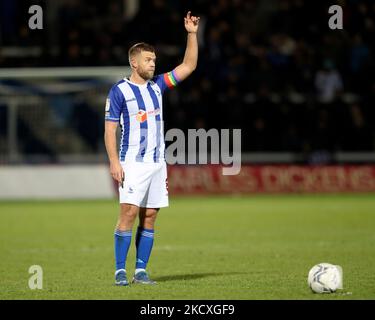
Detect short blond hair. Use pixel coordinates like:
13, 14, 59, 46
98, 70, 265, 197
128, 42, 155, 65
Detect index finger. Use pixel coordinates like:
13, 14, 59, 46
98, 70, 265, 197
186, 11, 191, 19
116, 173, 122, 183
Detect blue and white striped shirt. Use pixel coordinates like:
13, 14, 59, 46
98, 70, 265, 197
105, 71, 180, 163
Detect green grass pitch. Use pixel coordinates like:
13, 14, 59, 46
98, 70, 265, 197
0, 194, 375, 300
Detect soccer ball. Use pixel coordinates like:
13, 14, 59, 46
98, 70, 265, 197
307, 263, 343, 293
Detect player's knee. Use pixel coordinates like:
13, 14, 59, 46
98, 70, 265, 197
143, 209, 158, 227
146, 208, 159, 220
120, 205, 138, 220
123, 210, 138, 220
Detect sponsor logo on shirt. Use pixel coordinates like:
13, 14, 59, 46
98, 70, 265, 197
136, 110, 147, 123
134, 109, 161, 122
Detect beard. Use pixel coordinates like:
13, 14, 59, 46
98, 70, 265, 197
138, 67, 154, 80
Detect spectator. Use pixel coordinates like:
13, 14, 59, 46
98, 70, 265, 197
314, 59, 343, 103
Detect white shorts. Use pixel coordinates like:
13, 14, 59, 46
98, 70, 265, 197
119, 161, 169, 208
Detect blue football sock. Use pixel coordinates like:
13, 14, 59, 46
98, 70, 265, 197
114, 229, 132, 271
135, 227, 154, 270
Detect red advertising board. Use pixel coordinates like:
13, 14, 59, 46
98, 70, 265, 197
167, 165, 375, 194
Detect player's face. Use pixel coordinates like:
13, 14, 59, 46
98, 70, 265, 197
136, 51, 156, 80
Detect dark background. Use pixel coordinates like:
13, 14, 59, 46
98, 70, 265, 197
1, 0, 374, 163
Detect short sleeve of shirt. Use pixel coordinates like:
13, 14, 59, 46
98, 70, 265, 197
105, 85, 124, 122
154, 69, 181, 94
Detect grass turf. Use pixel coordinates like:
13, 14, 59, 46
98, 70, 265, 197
0, 194, 374, 300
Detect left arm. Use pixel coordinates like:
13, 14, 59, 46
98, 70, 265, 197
174, 11, 200, 82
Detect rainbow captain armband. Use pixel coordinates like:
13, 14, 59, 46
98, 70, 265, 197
163, 70, 180, 89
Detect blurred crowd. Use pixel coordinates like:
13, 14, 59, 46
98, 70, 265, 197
1, 0, 375, 155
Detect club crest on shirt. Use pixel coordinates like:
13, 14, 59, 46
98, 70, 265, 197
136, 110, 147, 123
